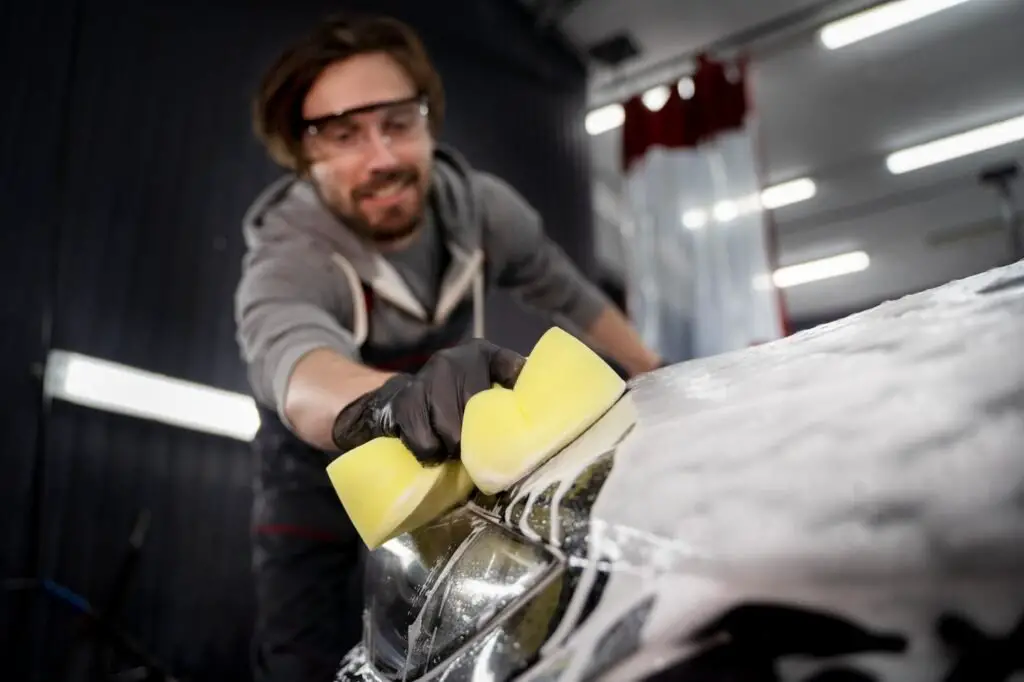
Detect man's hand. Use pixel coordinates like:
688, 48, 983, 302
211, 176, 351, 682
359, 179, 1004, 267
584, 306, 664, 377
331, 340, 526, 463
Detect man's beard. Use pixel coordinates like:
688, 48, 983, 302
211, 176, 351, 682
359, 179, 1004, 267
335, 167, 426, 245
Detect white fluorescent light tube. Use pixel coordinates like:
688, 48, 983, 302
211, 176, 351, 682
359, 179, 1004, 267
820, 0, 974, 50
713, 201, 740, 223
761, 177, 817, 209
773, 251, 870, 288
586, 104, 625, 135
44, 350, 261, 442
682, 209, 709, 230
682, 177, 818, 230
886, 114, 1024, 174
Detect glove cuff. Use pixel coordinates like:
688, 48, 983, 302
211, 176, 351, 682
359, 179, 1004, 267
331, 374, 411, 452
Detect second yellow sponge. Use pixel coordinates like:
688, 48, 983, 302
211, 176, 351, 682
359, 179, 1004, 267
460, 327, 626, 494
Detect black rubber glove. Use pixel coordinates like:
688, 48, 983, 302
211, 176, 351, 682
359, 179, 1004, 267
331, 339, 526, 464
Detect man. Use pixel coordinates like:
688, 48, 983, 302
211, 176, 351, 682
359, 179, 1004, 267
234, 11, 662, 682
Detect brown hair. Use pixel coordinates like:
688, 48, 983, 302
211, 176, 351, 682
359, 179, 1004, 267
253, 12, 445, 172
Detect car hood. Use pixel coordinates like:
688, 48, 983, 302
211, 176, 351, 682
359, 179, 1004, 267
340, 260, 1024, 682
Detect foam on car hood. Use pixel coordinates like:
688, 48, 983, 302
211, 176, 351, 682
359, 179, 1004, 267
542, 260, 1024, 682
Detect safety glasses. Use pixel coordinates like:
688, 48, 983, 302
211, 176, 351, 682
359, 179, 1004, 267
302, 95, 430, 161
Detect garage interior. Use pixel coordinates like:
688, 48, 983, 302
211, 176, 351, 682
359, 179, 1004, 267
2, 0, 1022, 679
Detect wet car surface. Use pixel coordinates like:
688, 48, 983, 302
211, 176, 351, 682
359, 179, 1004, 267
337, 261, 1024, 682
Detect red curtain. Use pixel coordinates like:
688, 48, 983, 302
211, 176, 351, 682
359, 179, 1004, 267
618, 52, 792, 338
622, 53, 751, 172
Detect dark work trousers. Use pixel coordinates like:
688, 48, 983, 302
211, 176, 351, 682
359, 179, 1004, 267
250, 405, 366, 682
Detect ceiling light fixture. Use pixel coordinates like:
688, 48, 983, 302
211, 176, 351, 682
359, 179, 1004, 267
713, 201, 740, 223
680, 178, 817, 230
820, 0, 975, 50
642, 86, 671, 112
677, 77, 696, 100
682, 210, 709, 230
761, 177, 817, 209
773, 251, 871, 288
886, 114, 1024, 174
585, 104, 625, 135
43, 350, 261, 442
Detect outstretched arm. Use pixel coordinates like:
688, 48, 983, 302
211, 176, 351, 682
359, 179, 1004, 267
477, 173, 662, 376
235, 239, 393, 451
284, 350, 394, 451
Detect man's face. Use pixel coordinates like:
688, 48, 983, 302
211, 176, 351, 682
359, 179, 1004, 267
301, 52, 434, 246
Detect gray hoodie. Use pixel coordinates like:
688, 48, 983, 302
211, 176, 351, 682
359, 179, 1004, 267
235, 146, 609, 426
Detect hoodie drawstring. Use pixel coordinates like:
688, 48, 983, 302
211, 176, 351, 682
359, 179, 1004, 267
331, 251, 485, 349
330, 253, 369, 347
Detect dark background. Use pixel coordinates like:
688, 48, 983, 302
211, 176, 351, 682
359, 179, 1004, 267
0, 0, 595, 679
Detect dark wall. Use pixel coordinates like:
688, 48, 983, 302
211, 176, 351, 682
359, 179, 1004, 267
0, 0, 593, 679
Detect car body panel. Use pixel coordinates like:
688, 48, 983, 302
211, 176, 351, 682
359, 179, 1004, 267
338, 261, 1024, 682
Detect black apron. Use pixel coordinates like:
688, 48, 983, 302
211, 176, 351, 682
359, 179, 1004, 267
249, 287, 479, 682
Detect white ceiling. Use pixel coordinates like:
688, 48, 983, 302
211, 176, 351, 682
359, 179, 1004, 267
538, 0, 1024, 320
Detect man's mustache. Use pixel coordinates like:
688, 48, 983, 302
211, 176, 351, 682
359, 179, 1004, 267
353, 167, 419, 199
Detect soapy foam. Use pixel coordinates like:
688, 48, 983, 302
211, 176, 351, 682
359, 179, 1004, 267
546, 262, 1024, 682
507, 396, 638, 548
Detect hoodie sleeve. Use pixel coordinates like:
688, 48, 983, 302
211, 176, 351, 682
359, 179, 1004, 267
234, 230, 360, 426
476, 172, 610, 331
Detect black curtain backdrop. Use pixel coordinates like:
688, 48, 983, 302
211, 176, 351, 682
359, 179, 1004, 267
0, 1, 594, 679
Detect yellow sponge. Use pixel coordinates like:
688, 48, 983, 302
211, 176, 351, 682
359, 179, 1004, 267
460, 327, 626, 494
325, 438, 474, 549
325, 326, 625, 548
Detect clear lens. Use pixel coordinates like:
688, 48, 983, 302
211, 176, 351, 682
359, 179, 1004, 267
305, 99, 428, 161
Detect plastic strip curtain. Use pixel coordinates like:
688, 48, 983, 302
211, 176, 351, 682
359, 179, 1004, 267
620, 55, 784, 363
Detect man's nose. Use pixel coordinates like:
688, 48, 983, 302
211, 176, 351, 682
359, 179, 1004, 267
364, 128, 398, 169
